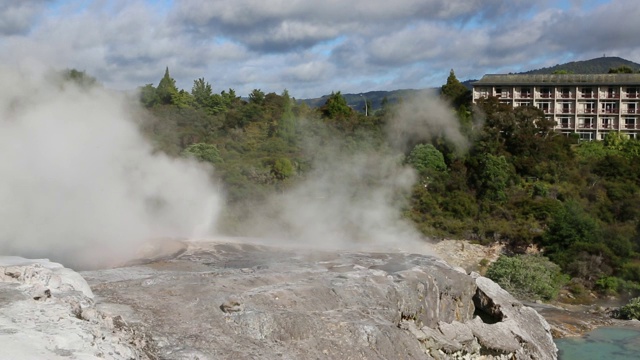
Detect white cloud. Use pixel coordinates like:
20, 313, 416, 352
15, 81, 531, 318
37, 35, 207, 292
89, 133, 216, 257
0, 0, 634, 98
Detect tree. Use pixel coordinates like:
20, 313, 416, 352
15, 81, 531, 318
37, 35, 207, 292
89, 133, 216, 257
441, 69, 470, 109
191, 78, 213, 109
139, 84, 158, 108
61, 69, 98, 88
182, 143, 223, 164
321, 91, 352, 119
609, 65, 634, 74
485, 254, 568, 301
406, 143, 447, 175
277, 89, 296, 144
157, 67, 179, 105
474, 153, 513, 202
249, 89, 265, 105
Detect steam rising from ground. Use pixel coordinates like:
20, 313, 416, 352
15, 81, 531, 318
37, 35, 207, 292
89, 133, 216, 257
237, 92, 467, 255
0, 66, 222, 269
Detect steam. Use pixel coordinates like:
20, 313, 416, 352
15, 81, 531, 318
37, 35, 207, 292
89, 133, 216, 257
0, 66, 222, 269
236, 92, 467, 255
387, 90, 469, 151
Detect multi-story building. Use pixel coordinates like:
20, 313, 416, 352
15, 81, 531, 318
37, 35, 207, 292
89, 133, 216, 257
472, 74, 640, 140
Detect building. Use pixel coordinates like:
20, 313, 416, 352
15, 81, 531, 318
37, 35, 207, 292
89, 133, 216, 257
472, 74, 640, 140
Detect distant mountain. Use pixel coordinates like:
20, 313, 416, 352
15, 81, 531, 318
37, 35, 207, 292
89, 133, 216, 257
298, 89, 435, 113
520, 56, 640, 75
299, 57, 640, 112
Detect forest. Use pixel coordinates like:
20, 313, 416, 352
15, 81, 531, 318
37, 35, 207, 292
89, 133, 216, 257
85, 67, 640, 301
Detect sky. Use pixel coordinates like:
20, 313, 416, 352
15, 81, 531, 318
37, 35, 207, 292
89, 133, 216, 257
0, 0, 636, 99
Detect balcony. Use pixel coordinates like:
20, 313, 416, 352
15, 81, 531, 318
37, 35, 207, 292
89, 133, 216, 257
560, 109, 574, 114
559, 93, 574, 99
601, 109, 620, 114
559, 124, 573, 129
625, 124, 640, 129
580, 93, 597, 99
624, 109, 636, 114
578, 124, 595, 129
603, 93, 620, 99
600, 124, 614, 129
579, 109, 597, 114
539, 93, 554, 99
626, 93, 638, 98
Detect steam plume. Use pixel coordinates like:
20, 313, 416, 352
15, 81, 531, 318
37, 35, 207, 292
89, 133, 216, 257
0, 66, 222, 269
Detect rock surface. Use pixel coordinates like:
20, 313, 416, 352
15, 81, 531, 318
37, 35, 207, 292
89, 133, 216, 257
0, 257, 153, 359
75, 240, 558, 359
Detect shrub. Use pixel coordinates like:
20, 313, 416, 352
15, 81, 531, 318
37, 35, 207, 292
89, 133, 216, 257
485, 254, 568, 301
619, 297, 640, 320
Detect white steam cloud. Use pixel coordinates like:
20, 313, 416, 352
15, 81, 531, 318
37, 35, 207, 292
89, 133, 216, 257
0, 66, 222, 269
235, 92, 466, 255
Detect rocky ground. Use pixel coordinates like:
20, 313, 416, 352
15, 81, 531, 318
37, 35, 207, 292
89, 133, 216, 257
2, 238, 557, 359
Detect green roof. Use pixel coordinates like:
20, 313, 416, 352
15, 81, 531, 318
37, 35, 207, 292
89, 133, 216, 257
473, 74, 640, 86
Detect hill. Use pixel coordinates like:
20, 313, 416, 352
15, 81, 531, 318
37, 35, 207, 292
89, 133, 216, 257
521, 56, 640, 74
300, 57, 640, 112
298, 88, 435, 113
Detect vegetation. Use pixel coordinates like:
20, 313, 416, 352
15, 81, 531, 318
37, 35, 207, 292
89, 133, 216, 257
522, 56, 640, 74
118, 65, 640, 301
485, 255, 568, 301
619, 297, 640, 320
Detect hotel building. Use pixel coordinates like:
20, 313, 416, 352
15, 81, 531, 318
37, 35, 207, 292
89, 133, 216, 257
472, 74, 640, 140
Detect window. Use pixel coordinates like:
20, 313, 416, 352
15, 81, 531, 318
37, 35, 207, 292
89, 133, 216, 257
577, 132, 594, 141
520, 87, 532, 98
628, 103, 636, 114
578, 117, 594, 129
608, 87, 618, 98
561, 87, 571, 98
583, 102, 595, 113
581, 87, 593, 98
602, 102, 618, 113
540, 87, 552, 98
561, 102, 572, 113
538, 102, 551, 113
601, 117, 613, 129
477, 88, 489, 98
625, 118, 636, 129
627, 87, 638, 98
559, 117, 571, 128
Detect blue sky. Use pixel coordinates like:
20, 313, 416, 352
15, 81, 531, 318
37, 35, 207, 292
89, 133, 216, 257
0, 0, 634, 98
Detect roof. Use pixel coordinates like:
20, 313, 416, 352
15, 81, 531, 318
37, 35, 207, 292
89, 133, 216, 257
472, 73, 640, 86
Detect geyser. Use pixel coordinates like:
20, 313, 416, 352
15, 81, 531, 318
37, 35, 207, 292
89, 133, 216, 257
0, 66, 222, 269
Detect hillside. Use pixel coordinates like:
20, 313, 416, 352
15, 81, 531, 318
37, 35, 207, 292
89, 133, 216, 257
521, 56, 640, 74
300, 57, 640, 112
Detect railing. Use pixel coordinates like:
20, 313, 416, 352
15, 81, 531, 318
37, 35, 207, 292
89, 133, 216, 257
519, 94, 532, 98
539, 93, 554, 99
625, 124, 640, 129
580, 94, 597, 99
624, 109, 636, 114
578, 124, 595, 129
600, 124, 614, 129
579, 109, 597, 114
603, 94, 620, 99
561, 109, 573, 113
496, 93, 511, 98
560, 93, 573, 98
626, 93, 638, 98
541, 109, 553, 114
602, 109, 620, 114
559, 124, 573, 129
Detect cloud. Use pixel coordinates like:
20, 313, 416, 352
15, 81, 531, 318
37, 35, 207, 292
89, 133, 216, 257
0, 65, 222, 269
0, 0, 633, 98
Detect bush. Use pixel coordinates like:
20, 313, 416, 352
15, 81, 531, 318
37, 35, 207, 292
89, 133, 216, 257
619, 297, 640, 320
485, 254, 568, 301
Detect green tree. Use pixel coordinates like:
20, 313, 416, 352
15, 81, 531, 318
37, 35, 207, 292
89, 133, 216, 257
182, 143, 223, 164
406, 143, 447, 175
249, 89, 266, 105
609, 65, 634, 74
191, 78, 213, 109
474, 153, 512, 202
441, 69, 470, 109
321, 91, 352, 119
61, 69, 98, 88
277, 89, 296, 144
139, 84, 158, 108
157, 67, 179, 105
485, 254, 568, 301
